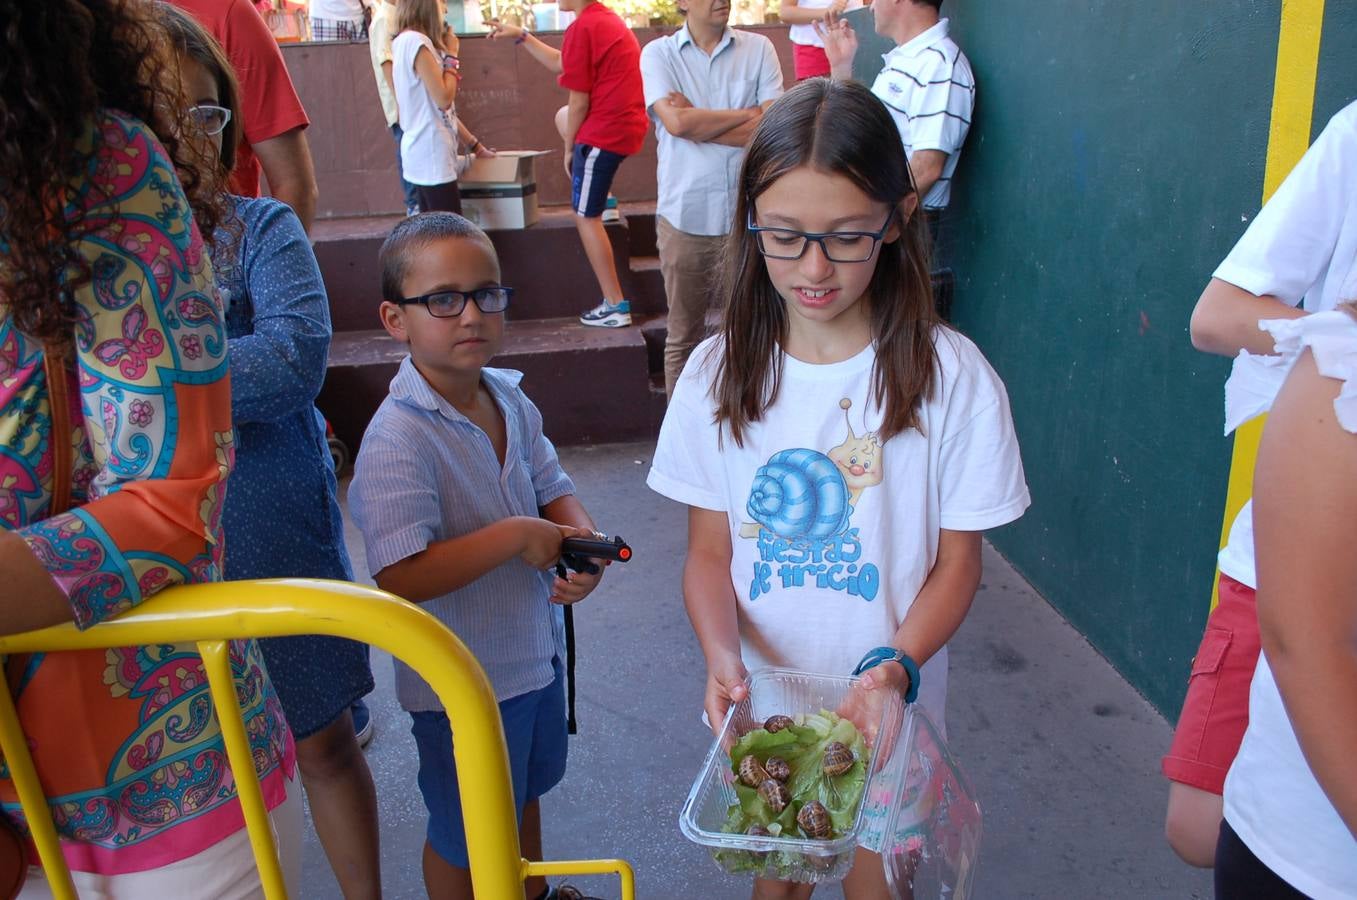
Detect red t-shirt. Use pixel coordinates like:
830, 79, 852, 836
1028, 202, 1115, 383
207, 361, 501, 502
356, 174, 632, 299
170, 0, 310, 196
558, 2, 647, 157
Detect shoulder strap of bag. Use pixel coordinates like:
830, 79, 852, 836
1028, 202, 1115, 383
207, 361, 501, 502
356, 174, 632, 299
42, 349, 73, 517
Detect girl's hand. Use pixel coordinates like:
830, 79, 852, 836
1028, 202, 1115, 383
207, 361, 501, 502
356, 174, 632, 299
837, 661, 909, 768
549, 561, 605, 605
705, 659, 749, 737
814, 12, 858, 70
487, 19, 523, 40
475, 142, 497, 159
443, 25, 460, 56
860, 658, 910, 694
828, 0, 848, 16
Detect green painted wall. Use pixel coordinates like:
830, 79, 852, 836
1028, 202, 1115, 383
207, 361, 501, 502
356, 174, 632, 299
851, 3, 1354, 715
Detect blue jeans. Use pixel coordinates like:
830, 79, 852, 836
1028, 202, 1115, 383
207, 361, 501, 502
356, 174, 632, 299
391, 123, 419, 212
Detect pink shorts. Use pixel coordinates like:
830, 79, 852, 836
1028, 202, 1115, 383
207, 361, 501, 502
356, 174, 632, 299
793, 44, 831, 80
1161, 573, 1262, 794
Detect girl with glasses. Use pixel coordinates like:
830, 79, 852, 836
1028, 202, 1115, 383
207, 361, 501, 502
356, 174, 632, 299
648, 78, 1030, 898
157, 7, 382, 898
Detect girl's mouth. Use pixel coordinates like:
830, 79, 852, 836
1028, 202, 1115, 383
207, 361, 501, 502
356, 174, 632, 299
794, 287, 838, 307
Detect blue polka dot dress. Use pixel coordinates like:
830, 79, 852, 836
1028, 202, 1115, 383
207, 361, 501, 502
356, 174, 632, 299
215, 196, 373, 740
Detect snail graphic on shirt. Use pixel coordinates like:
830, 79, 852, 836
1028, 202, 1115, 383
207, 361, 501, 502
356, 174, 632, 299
742, 399, 884, 541
744, 400, 885, 601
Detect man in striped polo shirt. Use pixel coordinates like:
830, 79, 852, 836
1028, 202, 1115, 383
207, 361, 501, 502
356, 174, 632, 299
821, 0, 974, 237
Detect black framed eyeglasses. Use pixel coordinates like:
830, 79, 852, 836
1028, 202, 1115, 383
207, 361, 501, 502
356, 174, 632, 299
188, 104, 232, 136
395, 286, 514, 318
747, 211, 895, 262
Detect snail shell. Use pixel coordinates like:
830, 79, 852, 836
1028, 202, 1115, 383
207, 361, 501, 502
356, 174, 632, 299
798, 800, 833, 839
822, 741, 855, 777
758, 779, 790, 813
745, 823, 771, 837
763, 714, 794, 733
764, 756, 791, 782
555, 888, 584, 900
738, 754, 770, 788
746, 449, 852, 540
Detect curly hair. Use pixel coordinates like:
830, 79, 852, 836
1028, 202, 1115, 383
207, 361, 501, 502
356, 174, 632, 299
0, 0, 229, 345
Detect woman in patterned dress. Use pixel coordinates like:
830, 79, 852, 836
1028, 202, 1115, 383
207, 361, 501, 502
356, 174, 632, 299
0, 0, 299, 895
158, 7, 382, 897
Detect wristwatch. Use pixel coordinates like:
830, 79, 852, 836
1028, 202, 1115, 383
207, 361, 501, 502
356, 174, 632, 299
851, 646, 920, 704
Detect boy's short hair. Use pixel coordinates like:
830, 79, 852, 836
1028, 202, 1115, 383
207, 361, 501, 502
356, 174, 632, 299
379, 212, 495, 302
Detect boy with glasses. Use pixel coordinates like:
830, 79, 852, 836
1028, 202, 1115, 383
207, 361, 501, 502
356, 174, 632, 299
349, 212, 608, 900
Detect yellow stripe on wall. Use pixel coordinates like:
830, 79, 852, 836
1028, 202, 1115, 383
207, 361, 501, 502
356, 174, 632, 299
1211, 0, 1326, 609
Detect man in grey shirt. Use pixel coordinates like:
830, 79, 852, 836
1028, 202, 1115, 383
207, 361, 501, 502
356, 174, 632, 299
640, 0, 784, 396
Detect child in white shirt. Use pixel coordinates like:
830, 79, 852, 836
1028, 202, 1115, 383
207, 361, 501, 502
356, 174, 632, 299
647, 78, 1028, 897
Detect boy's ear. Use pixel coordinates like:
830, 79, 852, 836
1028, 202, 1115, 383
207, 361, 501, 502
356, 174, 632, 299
379, 300, 410, 343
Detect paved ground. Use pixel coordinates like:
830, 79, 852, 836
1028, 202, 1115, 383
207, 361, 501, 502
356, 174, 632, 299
297, 441, 1211, 899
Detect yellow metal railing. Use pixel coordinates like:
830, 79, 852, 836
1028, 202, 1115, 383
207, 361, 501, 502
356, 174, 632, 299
0, 579, 635, 899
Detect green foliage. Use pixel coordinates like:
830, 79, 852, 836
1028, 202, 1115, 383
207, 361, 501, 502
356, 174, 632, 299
474, 0, 683, 30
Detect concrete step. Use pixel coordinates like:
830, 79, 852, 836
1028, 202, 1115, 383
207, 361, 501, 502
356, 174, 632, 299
622, 201, 658, 258
638, 314, 666, 379
319, 316, 662, 456
627, 254, 665, 330
312, 208, 662, 334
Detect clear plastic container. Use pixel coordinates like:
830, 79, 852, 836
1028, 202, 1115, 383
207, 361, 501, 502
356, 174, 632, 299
879, 708, 983, 899
679, 667, 905, 884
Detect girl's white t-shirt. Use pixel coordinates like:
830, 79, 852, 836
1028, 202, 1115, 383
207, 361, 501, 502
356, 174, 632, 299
1223, 311, 1357, 898
1213, 99, 1357, 589
787, 0, 865, 48
392, 30, 459, 186
647, 331, 1030, 728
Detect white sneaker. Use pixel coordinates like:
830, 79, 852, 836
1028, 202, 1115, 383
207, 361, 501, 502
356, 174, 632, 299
579, 299, 632, 328
601, 195, 620, 224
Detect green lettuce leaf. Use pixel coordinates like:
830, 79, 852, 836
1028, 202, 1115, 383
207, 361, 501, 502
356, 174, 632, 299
719, 710, 869, 843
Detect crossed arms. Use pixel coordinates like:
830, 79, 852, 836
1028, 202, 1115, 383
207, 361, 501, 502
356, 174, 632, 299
651, 93, 773, 147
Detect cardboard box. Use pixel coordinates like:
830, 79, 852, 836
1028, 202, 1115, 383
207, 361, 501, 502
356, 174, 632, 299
459, 150, 549, 229
459, 150, 550, 188
461, 183, 540, 230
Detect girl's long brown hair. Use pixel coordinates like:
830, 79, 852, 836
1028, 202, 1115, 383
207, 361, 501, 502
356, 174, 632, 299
711, 77, 940, 447
396, 0, 445, 42
0, 0, 228, 346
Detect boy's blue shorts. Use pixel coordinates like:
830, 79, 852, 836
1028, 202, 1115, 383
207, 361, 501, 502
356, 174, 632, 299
571, 143, 626, 217
409, 656, 568, 868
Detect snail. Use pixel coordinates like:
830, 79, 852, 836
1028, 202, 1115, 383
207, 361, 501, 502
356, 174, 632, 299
758, 778, 790, 813
764, 756, 791, 783
797, 800, 833, 839
555, 888, 584, 900
746, 449, 852, 541
822, 741, 855, 777
746, 823, 772, 861
763, 714, 794, 733
738, 754, 770, 788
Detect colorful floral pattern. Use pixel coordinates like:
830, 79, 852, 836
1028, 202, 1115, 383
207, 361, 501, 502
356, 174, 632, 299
0, 110, 295, 874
